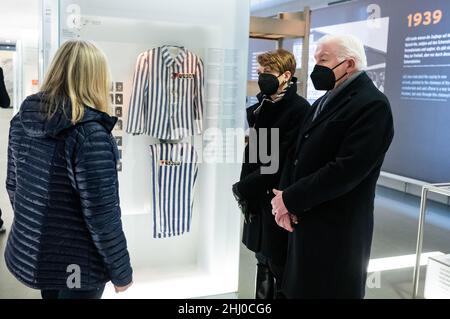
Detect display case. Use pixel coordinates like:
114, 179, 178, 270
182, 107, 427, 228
40, 0, 249, 298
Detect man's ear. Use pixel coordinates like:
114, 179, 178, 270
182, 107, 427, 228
347, 59, 357, 73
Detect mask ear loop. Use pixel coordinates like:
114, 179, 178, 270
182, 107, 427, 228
335, 72, 347, 83
332, 59, 347, 70
333, 60, 349, 83
278, 72, 289, 86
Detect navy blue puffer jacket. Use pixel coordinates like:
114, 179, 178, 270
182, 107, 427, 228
5, 93, 132, 290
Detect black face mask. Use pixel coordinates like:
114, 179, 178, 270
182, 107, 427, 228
258, 73, 283, 96
310, 60, 347, 91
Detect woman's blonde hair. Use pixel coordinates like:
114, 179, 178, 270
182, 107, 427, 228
40, 40, 111, 123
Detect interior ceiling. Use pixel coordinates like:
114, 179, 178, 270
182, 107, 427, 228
251, 0, 292, 11
251, 0, 335, 11
0, 0, 346, 41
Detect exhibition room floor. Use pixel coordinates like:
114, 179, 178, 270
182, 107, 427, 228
1, 107, 449, 299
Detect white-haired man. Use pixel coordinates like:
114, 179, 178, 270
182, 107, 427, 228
271, 34, 394, 298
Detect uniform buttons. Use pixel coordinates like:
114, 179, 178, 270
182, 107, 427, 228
304, 134, 310, 139
294, 159, 298, 166
266, 190, 270, 195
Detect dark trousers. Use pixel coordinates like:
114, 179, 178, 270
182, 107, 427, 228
41, 285, 105, 299
255, 252, 285, 299
0, 208, 3, 228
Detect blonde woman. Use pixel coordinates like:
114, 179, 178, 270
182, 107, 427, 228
5, 40, 133, 299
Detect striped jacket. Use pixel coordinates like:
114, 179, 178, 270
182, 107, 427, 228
5, 93, 133, 290
126, 45, 204, 140
149, 143, 198, 238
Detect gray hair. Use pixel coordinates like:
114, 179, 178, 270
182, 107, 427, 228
317, 34, 367, 70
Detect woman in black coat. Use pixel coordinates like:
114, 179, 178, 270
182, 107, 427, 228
0, 66, 10, 108
233, 49, 309, 299
5, 40, 132, 299
0, 66, 10, 234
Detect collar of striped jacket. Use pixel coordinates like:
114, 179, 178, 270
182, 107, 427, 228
161, 45, 188, 67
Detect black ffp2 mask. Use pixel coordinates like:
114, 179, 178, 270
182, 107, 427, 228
258, 73, 282, 96
310, 60, 347, 91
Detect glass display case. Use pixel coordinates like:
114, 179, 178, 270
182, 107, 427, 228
40, 0, 249, 298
